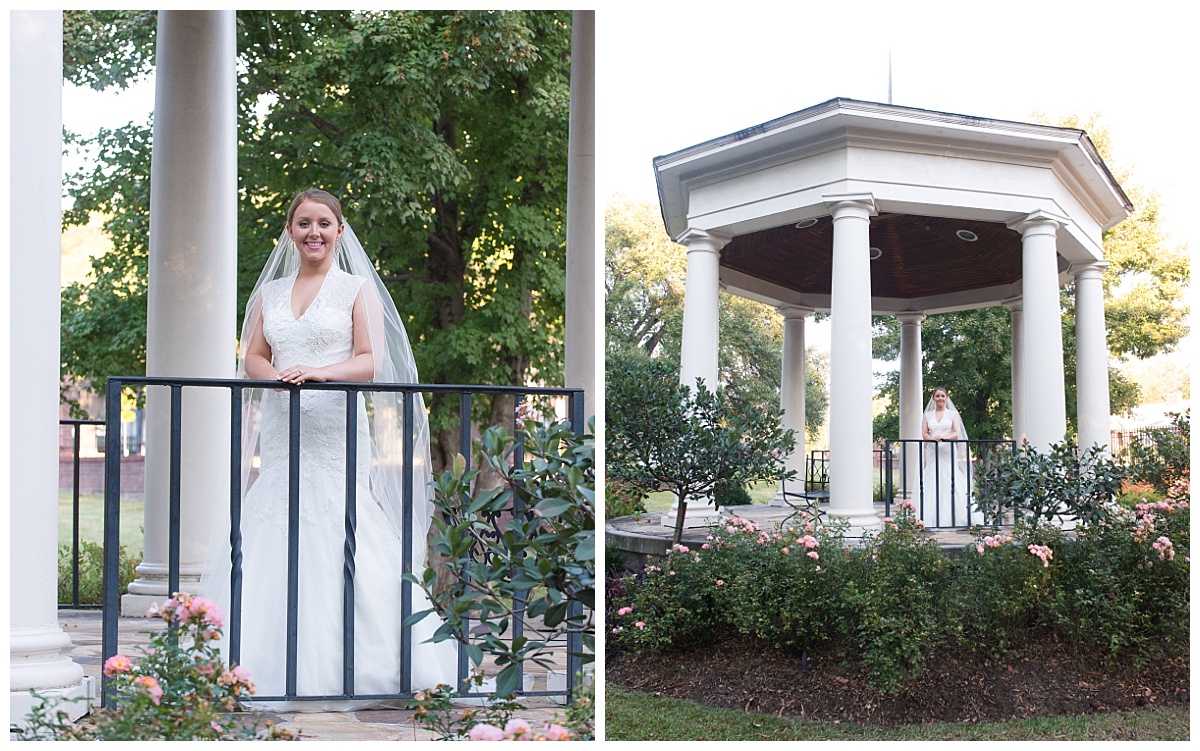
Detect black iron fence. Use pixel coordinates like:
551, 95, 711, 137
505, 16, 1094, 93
1109, 425, 1185, 458
60, 418, 106, 609
101, 376, 587, 707
803, 448, 895, 493
883, 439, 1018, 528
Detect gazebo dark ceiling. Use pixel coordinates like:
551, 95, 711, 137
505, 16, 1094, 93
720, 213, 1025, 299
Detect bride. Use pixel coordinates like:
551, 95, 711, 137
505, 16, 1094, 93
918, 387, 975, 527
203, 189, 457, 707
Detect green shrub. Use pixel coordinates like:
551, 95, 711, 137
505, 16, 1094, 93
975, 442, 1123, 528
607, 488, 1190, 696
713, 480, 752, 508
609, 541, 724, 654
839, 502, 955, 693
416, 418, 594, 699
16, 592, 293, 740
1053, 497, 1190, 664
1125, 410, 1190, 496
712, 516, 847, 655
57, 541, 139, 606
605, 479, 646, 520
951, 524, 1059, 654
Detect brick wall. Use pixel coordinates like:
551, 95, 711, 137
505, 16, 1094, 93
58, 455, 145, 499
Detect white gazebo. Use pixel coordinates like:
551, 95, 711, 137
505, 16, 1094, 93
654, 98, 1130, 534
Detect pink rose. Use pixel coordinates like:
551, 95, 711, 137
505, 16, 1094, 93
504, 718, 533, 738
807, 551, 819, 560
617, 606, 632, 616
134, 675, 163, 705
103, 654, 132, 676
469, 723, 506, 741
544, 723, 571, 741
635, 621, 646, 629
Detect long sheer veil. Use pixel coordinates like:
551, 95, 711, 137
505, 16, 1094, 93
235, 223, 434, 564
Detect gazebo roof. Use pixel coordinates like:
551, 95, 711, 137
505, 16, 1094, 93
654, 99, 1132, 314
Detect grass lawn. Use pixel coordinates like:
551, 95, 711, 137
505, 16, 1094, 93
58, 493, 144, 556
641, 480, 779, 515
605, 685, 1189, 741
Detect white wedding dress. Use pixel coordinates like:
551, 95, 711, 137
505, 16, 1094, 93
919, 410, 974, 527
205, 267, 458, 708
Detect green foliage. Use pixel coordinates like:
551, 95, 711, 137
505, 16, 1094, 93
712, 480, 752, 507
57, 542, 138, 606
604, 479, 646, 521
1052, 495, 1190, 664
605, 357, 795, 543
413, 418, 593, 700
409, 677, 593, 740
608, 544, 725, 655
61, 11, 572, 464
1124, 410, 1190, 495
608, 489, 1189, 694
951, 525, 1057, 654
975, 442, 1124, 528
14, 592, 294, 740
710, 517, 847, 655
840, 504, 954, 693
605, 197, 830, 433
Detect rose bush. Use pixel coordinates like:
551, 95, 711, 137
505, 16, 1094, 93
15, 591, 294, 741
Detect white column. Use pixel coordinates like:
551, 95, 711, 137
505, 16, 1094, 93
9, 10, 92, 723
1009, 211, 1067, 451
825, 195, 881, 535
897, 312, 925, 499
664, 227, 729, 529
563, 10, 595, 419
1006, 299, 1026, 444
1074, 262, 1111, 453
773, 305, 811, 503
677, 228, 729, 392
125, 11, 237, 614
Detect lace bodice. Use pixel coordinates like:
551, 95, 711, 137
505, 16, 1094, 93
926, 410, 957, 439
250, 267, 373, 528
261, 268, 365, 369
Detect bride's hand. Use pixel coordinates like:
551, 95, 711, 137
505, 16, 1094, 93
275, 365, 327, 385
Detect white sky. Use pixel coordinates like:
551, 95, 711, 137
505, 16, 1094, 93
62, 4, 1196, 365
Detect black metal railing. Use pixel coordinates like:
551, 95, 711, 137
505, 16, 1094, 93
883, 439, 1017, 528
101, 375, 588, 707
803, 448, 890, 495
59, 418, 106, 609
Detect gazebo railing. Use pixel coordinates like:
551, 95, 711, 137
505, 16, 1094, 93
101, 376, 588, 707
883, 438, 1018, 528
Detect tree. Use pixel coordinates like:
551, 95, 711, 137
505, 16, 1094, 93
61, 10, 572, 470
872, 114, 1188, 443
604, 196, 829, 435
606, 357, 795, 545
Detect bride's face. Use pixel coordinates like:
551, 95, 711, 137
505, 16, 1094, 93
287, 200, 343, 264
933, 390, 947, 407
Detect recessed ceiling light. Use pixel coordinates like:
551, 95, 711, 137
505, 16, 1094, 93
869, 247, 883, 260
794, 218, 819, 229
956, 229, 979, 242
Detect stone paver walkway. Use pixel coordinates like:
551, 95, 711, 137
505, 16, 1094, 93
57, 609, 576, 741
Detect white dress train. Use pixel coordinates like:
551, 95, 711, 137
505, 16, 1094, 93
204, 267, 457, 709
